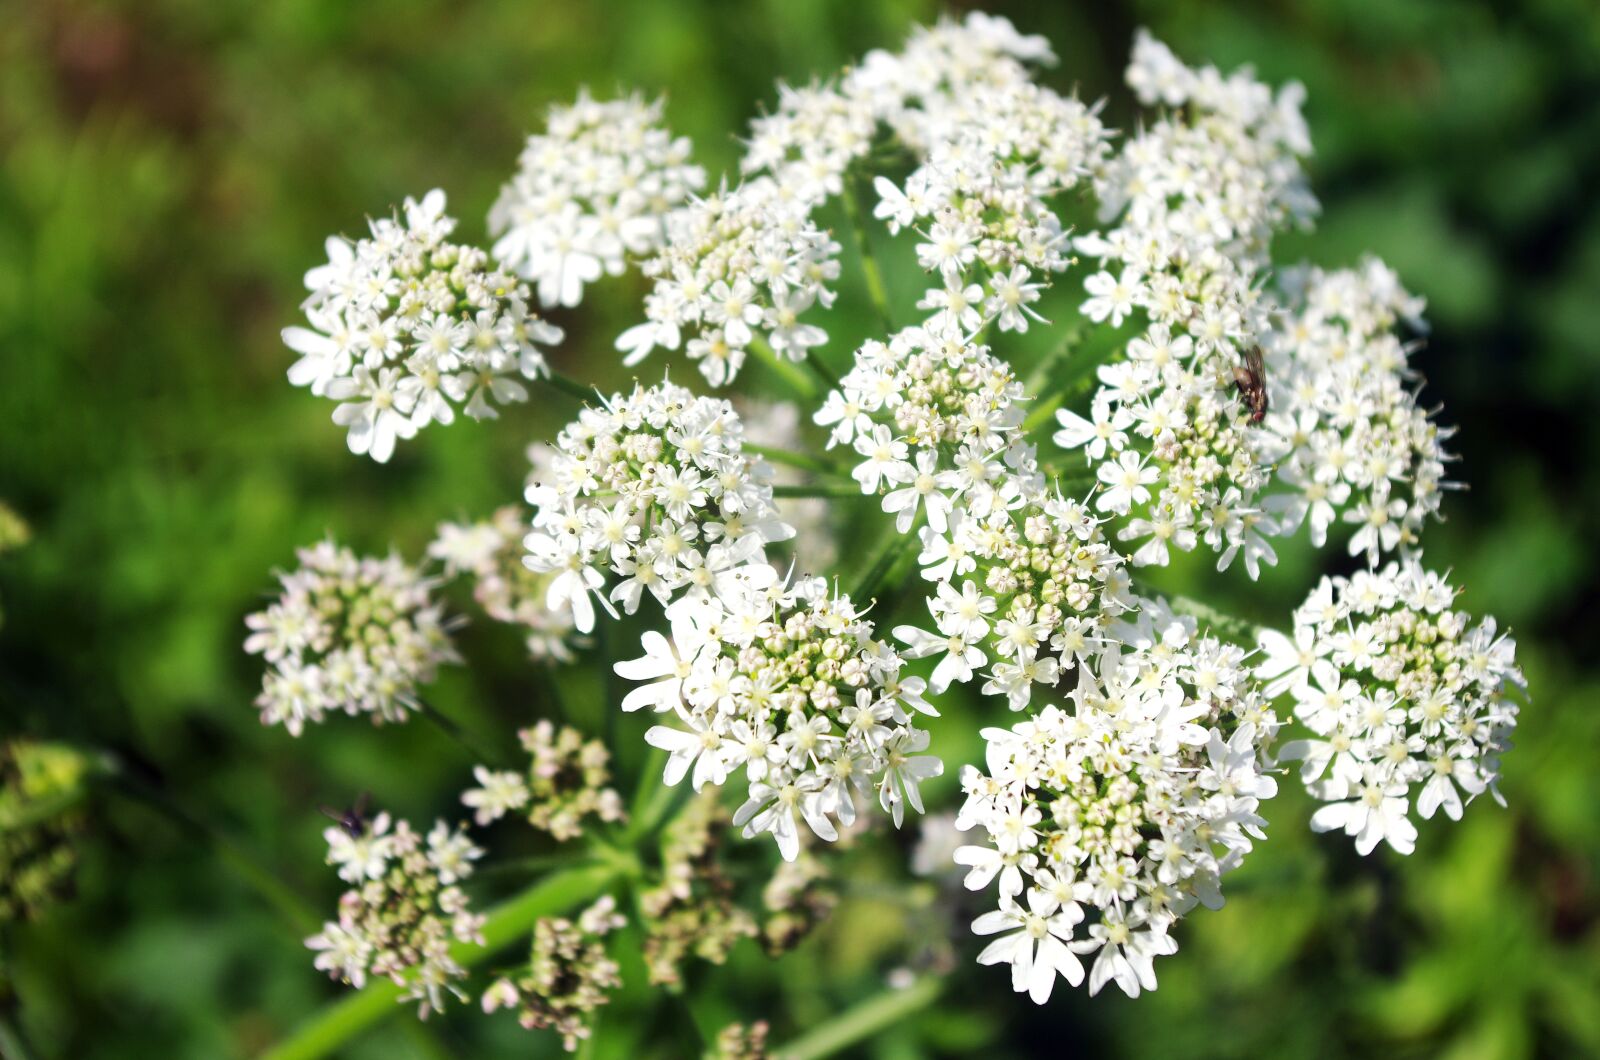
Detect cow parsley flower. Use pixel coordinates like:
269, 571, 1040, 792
955, 599, 1279, 1000
614, 577, 941, 861
285, 189, 563, 461
522, 379, 794, 633
1269, 557, 1522, 855
245, 541, 459, 734
306, 814, 485, 1018
489, 90, 705, 308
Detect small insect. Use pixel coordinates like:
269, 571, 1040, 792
1231, 345, 1269, 424
319, 791, 371, 838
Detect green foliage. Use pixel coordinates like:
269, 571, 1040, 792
0, 1, 1596, 1057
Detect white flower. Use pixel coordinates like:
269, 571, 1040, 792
973, 888, 1086, 1004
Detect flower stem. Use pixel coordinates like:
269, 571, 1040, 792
744, 443, 849, 478
262, 864, 622, 1060
842, 174, 894, 336
747, 336, 820, 401
849, 511, 917, 603
539, 369, 598, 404
771, 484, 865, 500
415, 699, 504, 768
1151, 589, 1266, 643
775, 976, 943, 1060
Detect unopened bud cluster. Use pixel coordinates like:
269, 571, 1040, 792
482, 896, 625, 1052
460, 720, 624, 840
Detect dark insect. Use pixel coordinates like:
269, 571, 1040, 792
1231, 345, 1268, 424
320, 791, 371, 838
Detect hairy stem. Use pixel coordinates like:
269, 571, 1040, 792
539, 369, 599, 404
262, 864, 622, 1060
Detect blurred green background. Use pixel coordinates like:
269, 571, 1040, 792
2, 0, 1598, 1056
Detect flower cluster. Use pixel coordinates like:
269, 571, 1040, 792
616, 577, 942, 861
285, 189, 563, 462
873, 80, 1109, 336
307, 813, 485, 1018
489, 90, 705, 309
954, 600, 1280, 1001
245, 541, 458, 735
821, 328, 1134, 712
638, 790, 759, 986
0, 740, 88, 924
523, 379, 793, 633
1262, 558, 1521, 855
482, 896, 626, 1052
430, 507, 584, 663
620, 12, 1067, 388
1054, 32, 1318, 576
616, 179, 841, 386
460, 720, 625, 840
1261, 260, 1452, 561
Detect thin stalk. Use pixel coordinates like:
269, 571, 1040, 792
849, 511, 917, 603
539, 369, 598, 404
263, 864, 622, 1060
771, 484, 864, 500
801, 348, 842, 395
775, 976, 943, 1060
1153, 590, 1266, 644
744, 443, 850, 479
842, 175, 894, 335
415, 699, 502, 768
747, 337, 819, 401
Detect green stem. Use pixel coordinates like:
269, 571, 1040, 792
539, 369, 598, 404
744, 443, 849, 478
747, 337, 819, 401
771, 484, 864, 500
415, 699, 503, 768
842, 175, 894, 335
263, 864, 621, 1060
849, 511, 917, 603
1152, 590, 1266, 644
775, 977, 943, 1060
